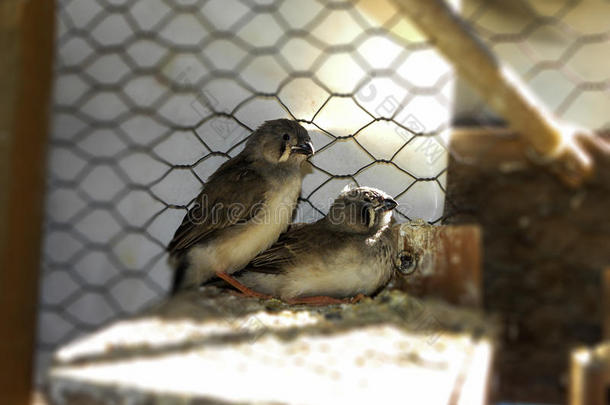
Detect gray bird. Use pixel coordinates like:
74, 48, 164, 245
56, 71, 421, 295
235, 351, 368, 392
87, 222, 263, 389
168, 119, 314, 295
234, 186, 400, 305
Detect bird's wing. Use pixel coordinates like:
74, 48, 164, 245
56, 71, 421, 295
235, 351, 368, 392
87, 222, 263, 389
167, 155, 268, 254
244, 223, 319, 274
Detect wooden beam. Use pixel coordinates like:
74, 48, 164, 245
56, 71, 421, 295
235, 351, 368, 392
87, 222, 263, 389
0, 1, 55, 404
391, 0, 597, 186
569, 344, 610, 405
602, 267, 610, 341
390, 223, 482, 307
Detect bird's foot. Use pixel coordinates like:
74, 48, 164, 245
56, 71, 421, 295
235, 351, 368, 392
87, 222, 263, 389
350, 293, 366, 304
284, 293, 366, 306
215, 272, 272, 300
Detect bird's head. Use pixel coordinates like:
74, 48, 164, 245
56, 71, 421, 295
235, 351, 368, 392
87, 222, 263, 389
246, 119, 314, 166
327, 185, 398, 234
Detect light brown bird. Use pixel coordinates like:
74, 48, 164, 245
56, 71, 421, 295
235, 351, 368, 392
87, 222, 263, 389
168, 119, 314, 295
234, 186, 401, 305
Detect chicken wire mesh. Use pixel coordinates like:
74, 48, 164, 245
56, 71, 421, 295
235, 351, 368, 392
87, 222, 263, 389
458, 0, 610, 130
37, 0, 610, 379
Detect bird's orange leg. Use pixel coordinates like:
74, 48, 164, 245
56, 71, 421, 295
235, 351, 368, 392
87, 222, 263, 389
283, 293, 366, 306
215, 272, 272, 300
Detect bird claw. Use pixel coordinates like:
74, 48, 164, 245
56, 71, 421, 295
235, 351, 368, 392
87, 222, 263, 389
349, 293, 366, 304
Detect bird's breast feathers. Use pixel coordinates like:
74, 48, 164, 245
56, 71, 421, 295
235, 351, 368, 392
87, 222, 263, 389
189, 176, 302, 273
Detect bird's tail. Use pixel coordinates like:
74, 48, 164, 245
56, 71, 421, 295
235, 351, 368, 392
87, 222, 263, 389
170, 258, 188, 296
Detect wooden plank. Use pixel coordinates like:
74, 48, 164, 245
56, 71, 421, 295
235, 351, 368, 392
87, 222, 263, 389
390, 223, 482, 307
602, 267, 610, 341
0, 1, 55, 404
569, 344, 610, 405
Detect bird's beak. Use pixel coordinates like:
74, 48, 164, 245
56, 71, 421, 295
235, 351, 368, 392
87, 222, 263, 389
376, 197, 398, 212
291, 141, 315, 156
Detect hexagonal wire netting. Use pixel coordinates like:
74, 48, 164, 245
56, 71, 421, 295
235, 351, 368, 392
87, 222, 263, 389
37, 0, 610, 379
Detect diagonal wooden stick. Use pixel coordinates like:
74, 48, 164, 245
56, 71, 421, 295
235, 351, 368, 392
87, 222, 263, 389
392, 0, 603, 186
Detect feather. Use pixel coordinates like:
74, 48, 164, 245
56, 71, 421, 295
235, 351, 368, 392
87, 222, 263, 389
236, 186, 400, 300
245, 223, 313, 273
167, 154, 268, 255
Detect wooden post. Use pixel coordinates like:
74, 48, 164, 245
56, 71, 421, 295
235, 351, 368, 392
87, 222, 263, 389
0, 1, 55, 403
569, 345, 610, 405
602, 267, 610, 341
390, 223, 482, 307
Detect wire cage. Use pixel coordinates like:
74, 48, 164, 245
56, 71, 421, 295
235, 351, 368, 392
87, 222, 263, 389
38, 0, 610, 385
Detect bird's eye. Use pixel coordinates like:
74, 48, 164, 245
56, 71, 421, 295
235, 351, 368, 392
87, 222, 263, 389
282, 133, 290, 141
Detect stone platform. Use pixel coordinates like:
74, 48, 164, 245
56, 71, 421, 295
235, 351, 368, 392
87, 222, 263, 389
46, 288, 495, 405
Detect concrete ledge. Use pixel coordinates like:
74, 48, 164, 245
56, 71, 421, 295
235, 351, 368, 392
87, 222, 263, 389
46, 288, 496, 405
